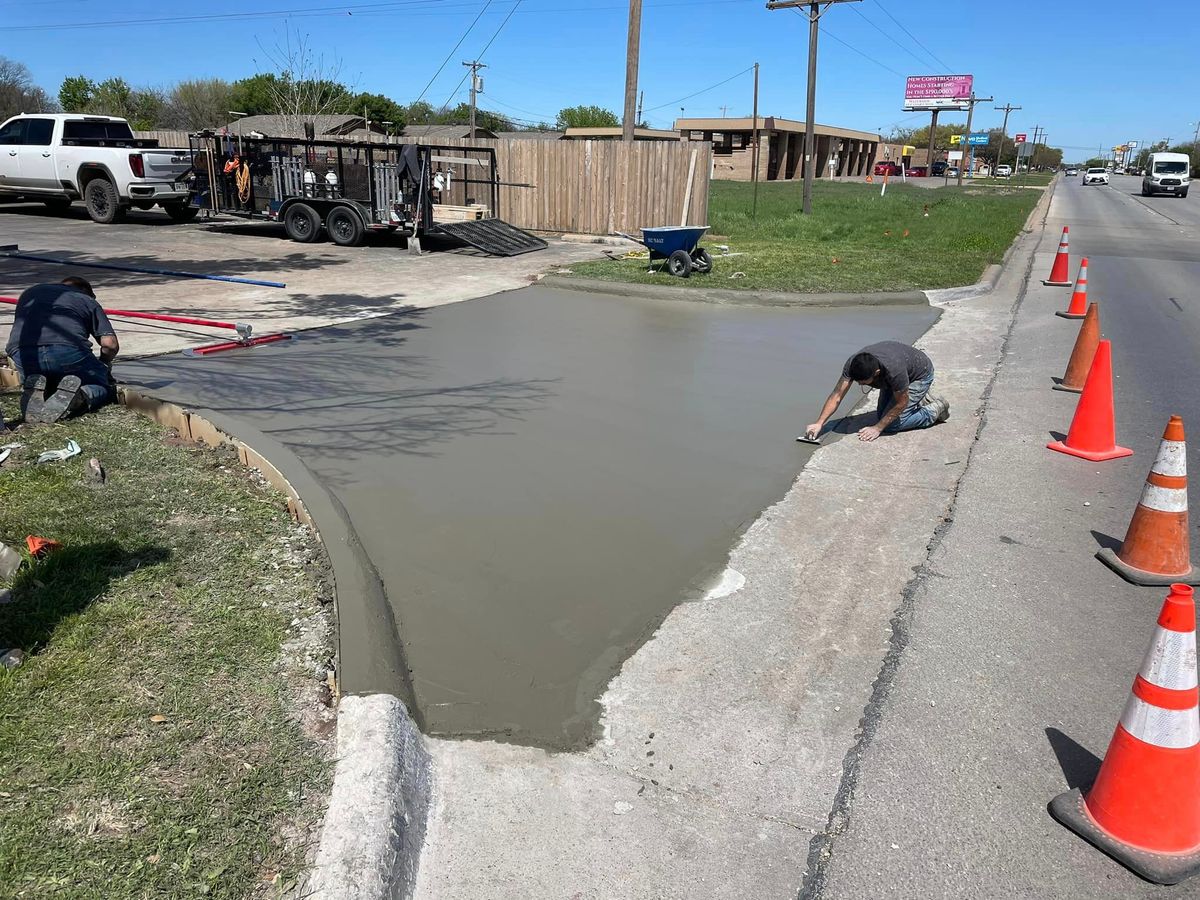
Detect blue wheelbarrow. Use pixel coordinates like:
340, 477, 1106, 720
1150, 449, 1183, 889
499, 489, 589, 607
617, 225, 712, 278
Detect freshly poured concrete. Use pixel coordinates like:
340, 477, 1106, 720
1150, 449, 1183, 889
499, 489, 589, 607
123, 286, 936, 749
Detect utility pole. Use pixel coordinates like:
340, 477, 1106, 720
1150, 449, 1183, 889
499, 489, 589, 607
719, 105, 729, 117
462, 60, 486, 137
751, 62, 761, 219
622, 0, 643, 141
994, 102, 1021, 176
956, 92, 992, 187
766, 0, 861, 214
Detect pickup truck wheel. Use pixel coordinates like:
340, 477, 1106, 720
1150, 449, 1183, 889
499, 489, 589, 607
283, 203, 322, 243
42, 197, 72, 213
326, 207, 365, 247
84, 179, 125, 224
163, 202, 199, 223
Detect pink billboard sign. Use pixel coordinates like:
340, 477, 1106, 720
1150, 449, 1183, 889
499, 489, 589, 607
904, 74, 973, 109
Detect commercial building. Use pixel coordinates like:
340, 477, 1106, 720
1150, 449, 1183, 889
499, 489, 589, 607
676, 117, 882, 181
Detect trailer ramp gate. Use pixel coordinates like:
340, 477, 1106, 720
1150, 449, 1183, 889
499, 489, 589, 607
434, 218, 547, 257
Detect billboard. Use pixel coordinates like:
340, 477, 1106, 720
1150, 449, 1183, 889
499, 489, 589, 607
904, 74, 973, 110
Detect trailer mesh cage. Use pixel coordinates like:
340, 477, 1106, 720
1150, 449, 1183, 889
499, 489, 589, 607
183, 132, 542, 255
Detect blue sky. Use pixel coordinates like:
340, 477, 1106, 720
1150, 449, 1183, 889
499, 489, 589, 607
4, 0, 1198, 158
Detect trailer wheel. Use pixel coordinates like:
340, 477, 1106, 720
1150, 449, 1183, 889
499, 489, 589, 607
163, 202, 199, 223
284, 203, 322, 243
84, 179, 126, 224
326, 207, 365, 247
667, 249, 692, 278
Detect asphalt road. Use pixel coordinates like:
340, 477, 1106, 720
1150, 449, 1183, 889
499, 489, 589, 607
815, 177, 1200, 896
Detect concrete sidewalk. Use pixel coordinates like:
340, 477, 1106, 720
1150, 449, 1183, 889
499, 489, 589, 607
410, 175, 1053, 899
814, 178, 1179, 896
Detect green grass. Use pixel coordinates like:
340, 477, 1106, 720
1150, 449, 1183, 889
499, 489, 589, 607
0, 398, 332, 899
567, 179, 1042, 293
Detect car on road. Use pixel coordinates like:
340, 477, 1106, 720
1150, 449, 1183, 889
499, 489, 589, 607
906, 166, 928, 177
930, 160, 948, 176
1142, 151, 1190, 197
1066, 167, 1078, 176
1114, 167, 1126, 175
1082, 167, 1110, 185
0, 113, 194, 223
946, 166, 960, 177
873, 161, 902, 176
994, 165, 1013, 178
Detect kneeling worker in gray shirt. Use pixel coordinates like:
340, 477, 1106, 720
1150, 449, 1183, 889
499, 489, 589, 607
5, 276, 120, 424
804, 341, 949, 443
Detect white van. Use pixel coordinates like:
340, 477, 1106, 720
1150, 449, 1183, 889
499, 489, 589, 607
1142, 152, 1190, 197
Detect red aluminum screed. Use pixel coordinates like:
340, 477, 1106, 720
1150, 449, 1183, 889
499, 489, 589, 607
0, 296, 289, 354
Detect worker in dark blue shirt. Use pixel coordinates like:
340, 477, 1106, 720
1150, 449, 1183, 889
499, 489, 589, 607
4, 276, 120, 423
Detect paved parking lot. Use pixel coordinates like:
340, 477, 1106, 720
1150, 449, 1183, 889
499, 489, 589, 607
0, 202, 599, 357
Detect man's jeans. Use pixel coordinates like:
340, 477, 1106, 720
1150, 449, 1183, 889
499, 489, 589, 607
875, 369, 937, 434
10, 344, 114, 411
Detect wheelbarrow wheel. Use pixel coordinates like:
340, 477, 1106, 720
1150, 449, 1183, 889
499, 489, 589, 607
691, 248, 713, 274
667, 249, 693, 278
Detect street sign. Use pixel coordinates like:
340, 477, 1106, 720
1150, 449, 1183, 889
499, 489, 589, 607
967, 133, 989, 146
1017, 144, 1033, 157
950, 134, 963, 145
1014, 133, 1027, 144
1128, 141, 1139, 148
948, 150, 964, 161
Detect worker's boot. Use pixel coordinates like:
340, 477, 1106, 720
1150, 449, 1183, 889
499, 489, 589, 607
30, 375, 83, 424
20, 375, 47, 422
923, 394, 951, 425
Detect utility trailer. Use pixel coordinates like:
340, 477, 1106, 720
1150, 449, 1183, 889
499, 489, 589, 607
183, 131, 546, 256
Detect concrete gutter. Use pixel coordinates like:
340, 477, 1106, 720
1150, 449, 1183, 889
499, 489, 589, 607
536, 275, 929, 307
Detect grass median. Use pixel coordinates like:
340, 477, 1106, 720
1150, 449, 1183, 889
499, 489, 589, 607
0, 396, 334, 898
567, 179, 1042, 294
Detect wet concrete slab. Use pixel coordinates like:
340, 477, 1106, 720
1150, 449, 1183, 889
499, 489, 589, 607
122, 285, 937, 749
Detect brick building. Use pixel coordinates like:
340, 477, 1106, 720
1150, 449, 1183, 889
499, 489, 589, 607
677, 117, 882, 181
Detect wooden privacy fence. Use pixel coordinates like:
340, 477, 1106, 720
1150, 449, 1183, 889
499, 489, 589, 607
137, 131, 711, 236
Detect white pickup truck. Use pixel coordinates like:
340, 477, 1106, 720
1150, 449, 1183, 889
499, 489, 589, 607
0, 113, 196, 223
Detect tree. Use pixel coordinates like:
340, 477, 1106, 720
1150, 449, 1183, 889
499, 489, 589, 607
437, 102, 511, 132
889, 121, 967, 150
168, 78, 234, 129
404, 100, 436, 124
230, 73, 282, 117
58, 74, 94, 112
342, 91, 407, 130
555, 105, 619, 129
250, 28, 351, 134
0, 57, 58, 119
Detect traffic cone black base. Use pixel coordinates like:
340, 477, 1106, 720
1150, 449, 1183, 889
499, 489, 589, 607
1050, 789, 1200, 885
1095, 549, 1200, 586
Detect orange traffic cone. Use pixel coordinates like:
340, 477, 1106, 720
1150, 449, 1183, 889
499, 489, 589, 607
1043, 226, 1073, 286
1098, 416, 1200, 585
1053, 302, 1100, 393
1056, 258, 1091, 318
1050, 584, 1200, 884
1047, 340, 1133, 461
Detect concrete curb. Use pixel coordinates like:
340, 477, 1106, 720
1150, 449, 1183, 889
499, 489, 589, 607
305, 694, 433, 900
0, 373, 433, 900
536, 275, 929, 307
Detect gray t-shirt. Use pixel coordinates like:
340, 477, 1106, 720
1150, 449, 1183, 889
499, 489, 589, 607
842, 341, 932, 395
5, 283, 115, 354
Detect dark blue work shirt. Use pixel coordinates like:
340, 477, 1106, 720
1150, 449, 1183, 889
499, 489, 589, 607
5, 283, 116, 355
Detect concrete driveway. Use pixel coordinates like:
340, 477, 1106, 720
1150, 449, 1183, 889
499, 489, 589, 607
0, 202, 598, 357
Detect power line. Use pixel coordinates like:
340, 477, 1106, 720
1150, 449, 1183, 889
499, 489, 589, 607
846, 3, 942, 71
411, 0, 496, 107
642, 66, 753, 113
869, 0, 954, 72
813, 17, 907, 79
427, 0, 523, 130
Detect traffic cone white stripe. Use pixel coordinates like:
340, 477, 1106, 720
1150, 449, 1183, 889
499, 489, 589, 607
1152, 440, 1187, 477
1120, 694, 1200, 748
1139, 628, 1199, 690
1139, 483, 1189, 514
